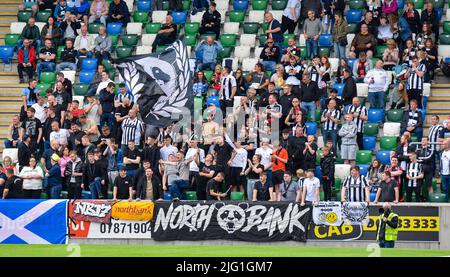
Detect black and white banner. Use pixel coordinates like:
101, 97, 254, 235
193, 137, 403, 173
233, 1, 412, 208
151, 201, 312, 242
342, 202, 369, 225
312, 202, 343, 226
115, 40, 193, 127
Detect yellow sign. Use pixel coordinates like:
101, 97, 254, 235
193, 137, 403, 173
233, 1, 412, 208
363, 216, 439, 232
326, 212, 338, 224
112, 201, 154, 221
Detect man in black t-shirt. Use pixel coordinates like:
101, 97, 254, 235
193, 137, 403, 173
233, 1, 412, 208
198, 153, 217, 200
374, 171, 399, 204
123, 141, 141, 177
20, 107, 43, 156
2, 168, 23, 199
252, 172, 274, 201
37, 39, 56, 79
206, 172, 226, 200
152, 15, 178, 52
113, 166, 133, 200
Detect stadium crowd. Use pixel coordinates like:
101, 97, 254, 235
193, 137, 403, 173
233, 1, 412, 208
1, 0, 449, 205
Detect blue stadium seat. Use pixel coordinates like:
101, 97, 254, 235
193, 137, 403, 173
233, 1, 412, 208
318, 34, 332, 47
347, 58, 357, 71
206, 95, 220, 107
437, 8, 443, 21
346, 10, 362, 24
82, 191, 92, 199
368, 108, 385, 123
164, 192, 172, 200
376, 150, 391, 166
357, 164, 369, 177
363, 136, 376, 151
233, 0, 249, 10
421, 109, 426, 123
137, 0, 152, 12
81, 58, 98, 71
305, 122, 317, 135
117, 148, 123, 168
79, 70, 96, 84
315, 165, 322, 180
107, 22, 123, 35
398, 0, 404, 9
172, 11, 187, 24
0, 45, 15, 64
422, 96, 428, 110
332, 83, 344, 97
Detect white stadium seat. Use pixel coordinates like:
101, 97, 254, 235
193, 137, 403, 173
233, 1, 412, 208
10, 22, 26, 34
335, 164, 351, 181
346, 34, 355, 47
190, 11, 204, 23
240, 34, 256, 47
357, 83, 369, 97
271, 11, 283, 22
222, 58, 240, 71
329, 58, 339, 74
35, 22, 45, 32
141, 34, 157, 46
234, 46, 251, 61
152, 11, 168, 23
317, 136, 324, 149
215, 0, 229, 11
242, 58, 259, 72
383, 122, 401, 137
223, 22, 240, 34
299, 34, 306, 46
249, 11, 265, 24
218, 10, 227, 23
73, 95, 85, 106
62, 70, 76, 84
136, 45, 153, 55
126, 23, 143, 35
254, 47, 263, 59
423, 82, 431, 97
2, 148, 18, 164
438, 45, 450, 59
446, 9, 450, 20
386, 71, 393, 86
124, 0, 134, 12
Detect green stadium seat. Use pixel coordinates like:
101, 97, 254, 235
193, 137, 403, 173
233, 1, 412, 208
115, 46, 133, 58
185, 191, 197, 200
283, 34, 295, 46
230, 191, 244, 200
218, 47, 233, 60
262, 22, 268, 33
432, 178, 437, 192
347, 23, 357, 34
259, 34, 267, 46
349, 0, 365, 9
411, 134, 418, 142
56, 45, 64, 60
299, 46, 307, 58
229, 10, 246, 23
40, 72, 56, 84
204, 70, 213, 82
334, 178, 342, 190
318, 47, 331, 57
316, 149, 323, 165
387, 109, 404, 122
145, 22, 162, 34
36, 10, 52, 22
252, 0, 268, 10
200, 33, 216, 41
429, 193, 447, 203
380, 136, 398, 150
133, 11, 149, 23
73, 83, 89, 96
103, 59, 114, 71
40, 192, 48, 199
60, 191, 68, 199
88, 22, 104, 34
4, 34, 20, 46
319, 190, 324, 201
376, 45, 387, 58
109, 70, 116, 80
336, 152, 343, 164
122, 34, 139, 46
194, 96, 203, 111
185, 34, 197, 46
182, 0, 191, 10
220, 34, 237, 47
409, 0, 424, 9
184, 22, 199, 35
363, 123, 379, 136
444, 21, 450, 34
36, 83, 51, 96
243, 22, 259, 34
315, 108, 322, 123
272, 0, 287, 10
108, 34, 118, 47
18, 10, 32, 22
161, 0, 170, 10
358, 96, 366, 106
356, 150, 373, 164
156, 45, 167, 52
335, 191, 341, 201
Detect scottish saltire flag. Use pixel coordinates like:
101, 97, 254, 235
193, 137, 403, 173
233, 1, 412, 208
0, 200, 68, 244
115, 40, 193, 128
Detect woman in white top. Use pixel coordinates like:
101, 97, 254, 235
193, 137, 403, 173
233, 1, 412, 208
19, 157, 44, 199
85, 94, 102, 126
255, 138, 273, 171
377, 14, 393, 44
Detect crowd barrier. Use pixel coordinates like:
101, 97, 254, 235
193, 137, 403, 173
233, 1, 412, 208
1, 200, 449, 249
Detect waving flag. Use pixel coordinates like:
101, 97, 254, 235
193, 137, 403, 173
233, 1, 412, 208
115, 40, 193, 128
0, 200, 68, 244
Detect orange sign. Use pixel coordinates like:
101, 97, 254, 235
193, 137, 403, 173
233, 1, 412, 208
111, 201, 154, 221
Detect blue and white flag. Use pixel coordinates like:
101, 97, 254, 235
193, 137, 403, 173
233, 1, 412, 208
0, 200, 68, 244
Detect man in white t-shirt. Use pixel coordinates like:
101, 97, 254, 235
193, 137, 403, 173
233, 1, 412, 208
31, 96, 47, 124
96, 71, 113, 94
160, 135, 178, 161
440, 139, 450, 202
281, 0, 301, 34
185, 139, 205, 188
301, 169, 320, 206
49, 121, 70, 147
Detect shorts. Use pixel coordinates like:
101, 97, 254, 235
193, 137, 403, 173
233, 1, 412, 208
229, 167, 245, 187
341, 144, 357, 160
272, 170, 284, 186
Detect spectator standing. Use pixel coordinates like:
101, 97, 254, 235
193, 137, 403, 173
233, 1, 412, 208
406, 151, 423, 202
20, 107, 43, 156
107, 0, 130, 25
45, 153, 62, 199
417, 137, 434, 197
193, 71, 209, 97
271, 141, 288, 200
19, 157, 44, 199
300, 169, 320, 206
135, 167, 163, 201
303, 10, 322, 59
339, 113, 358, 165
421, 2, 439, 42
440, 140, 450, 202
99, 82, 116, 131
253, 171, 274, 201
197, 153, 216, 200
56, 39, 77, 71
400, 99, 423, 141
60, 12, 81, 42
402, 2, 420, 39
89, 0, 109, 26
303, 135, 317, 171
321, 99, 341, 148
332, 11, 348, 60
228, 141, 248, 194
352, 52, 373, 82
113, 166, 133, 201
364, 60, 389, 109
17, 39, 37, 83
121, 108, 144, 149
152, 15, 177, 52
123, 141, 141, 177
20, 79, 39, 121
199, 2, 221, 39
206, 172, 227, 200
374, 171, 399, 203
264, 13, 283, 50
2, 168, 23, 199
195, 36, 223, 71
405, 56, 426, 108
299, 74, 320, 123
260, 38, 281, 72
320, 146, 335, 201
82, 151, 104, 198
346, 97, 368, 150
280, 171, 301, 201
342, 68, 357, 109
342, 166, 370, 202
281, 0, 301, 34
18, 135, 32, 170
245, 154, 265, 201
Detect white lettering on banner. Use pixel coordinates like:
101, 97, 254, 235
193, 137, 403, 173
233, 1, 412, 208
154, 203, 310, 237
0, 200, 61, 244
73, 202, 111, 218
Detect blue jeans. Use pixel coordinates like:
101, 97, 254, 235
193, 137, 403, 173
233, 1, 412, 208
37, 62, 55, 79
369, 91, 385, 109
323, 130, 338, 149
4, 139, 18, 148
262, 61, 276, 72
49, 185, 62, 199
44, 140, 51, 152
170, 179, 190, 200
334, 42, 346, 60
301, 101, 316, 122
126, 169, 137, 178
306, 38, 318, 59
441, 175, 450, 202
379, 240, 395, 248
56, 62, 77, 71
247, 179, 258, 201
89, 177, 102, 199
400, 126, 423, 141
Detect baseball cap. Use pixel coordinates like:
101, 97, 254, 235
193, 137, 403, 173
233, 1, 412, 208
51, 153, 60, 162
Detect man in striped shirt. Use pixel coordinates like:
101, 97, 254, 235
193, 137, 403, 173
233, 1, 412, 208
405, 56, 426, 109
400, 99, 423, 141
406, 151, 424, 202
428, 115, 444, 175
346, 97, 368, 150
341, 166, 370, 203
321, 99, 341, 148
120, 109, 144, 151
417, 137, 435, 197
218, 66, 236, 116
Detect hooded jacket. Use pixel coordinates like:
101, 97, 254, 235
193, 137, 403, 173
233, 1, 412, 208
65, 157, 84, 184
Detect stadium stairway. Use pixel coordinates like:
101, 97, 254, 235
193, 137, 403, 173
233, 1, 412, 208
425, 83, 450, 132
